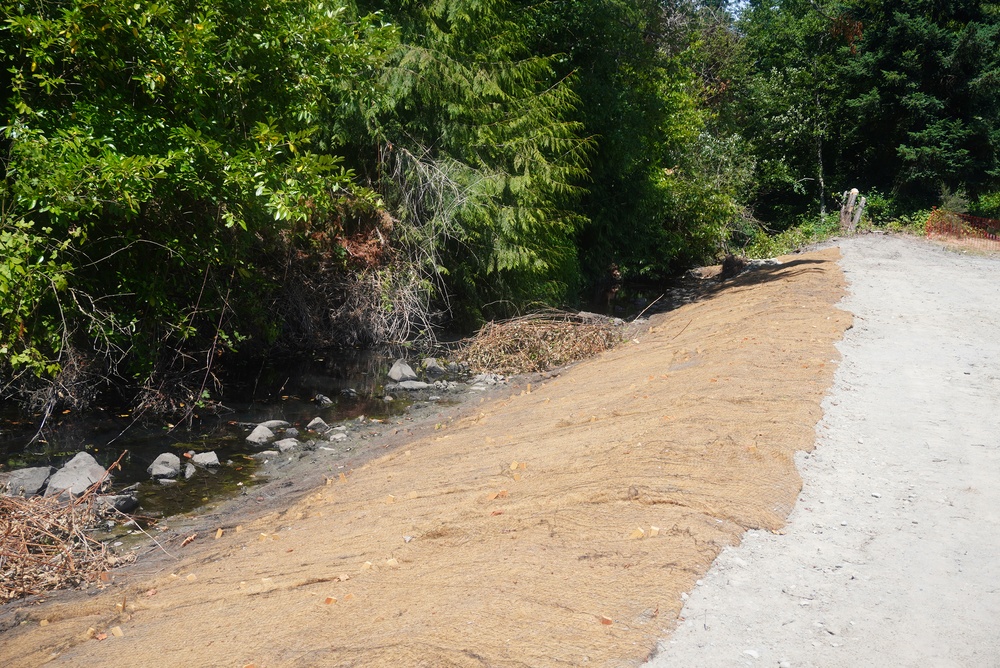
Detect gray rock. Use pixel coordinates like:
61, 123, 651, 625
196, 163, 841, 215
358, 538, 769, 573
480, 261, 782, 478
383, 395, 395, 402
284, 427, 299, 439
191, 451, 220, 467
388, 359, 418, 382
252, 450, 278, 460
274, 438, 301, 453
398, 380, 430, 391
314, 394, 334, 406
246, 424, 275, 445
422, 358, 446, 378
147, 453, 182, 479
447, 361, 460, 374
5, 466, 55, 497
341, 387, 358, 397
259, 419, 290, 430
329, 432, 348, 442
95, 493, 139, 514
45, 453, 109, 498
307, 417, 330, 432
184, 463, 196, 480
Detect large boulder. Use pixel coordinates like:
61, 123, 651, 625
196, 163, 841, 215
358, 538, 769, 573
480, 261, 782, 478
422, 358, 447, 378
388, 359, 418, 382
397, 380, 430, 391
191, 451, 220, 467
95, 493, 140, 514
246, 424, 275, 446
307, 417, 330, 433
273, 438, 300, 453
147, 453, 182, 479
44, 453, 108, 498
4, 466, 55, 497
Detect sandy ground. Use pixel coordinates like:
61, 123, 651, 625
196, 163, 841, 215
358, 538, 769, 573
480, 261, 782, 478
0, 247, 849, 667
646, 234, 1000, 667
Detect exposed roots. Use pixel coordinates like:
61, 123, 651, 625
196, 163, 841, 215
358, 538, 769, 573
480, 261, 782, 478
457, 310, 626, 376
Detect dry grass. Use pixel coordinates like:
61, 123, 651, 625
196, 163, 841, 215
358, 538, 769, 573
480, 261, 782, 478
457, 310, 626, 375
0, 462, 134, 602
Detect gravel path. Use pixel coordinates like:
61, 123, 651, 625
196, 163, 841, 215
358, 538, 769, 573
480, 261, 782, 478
645, 235, 1000, 668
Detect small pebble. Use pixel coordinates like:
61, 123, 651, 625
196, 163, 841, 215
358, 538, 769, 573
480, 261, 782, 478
871, 492, 881, 498
743, 649, 759, 659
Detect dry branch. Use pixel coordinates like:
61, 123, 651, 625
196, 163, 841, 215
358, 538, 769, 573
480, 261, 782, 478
457, 310, 626, 375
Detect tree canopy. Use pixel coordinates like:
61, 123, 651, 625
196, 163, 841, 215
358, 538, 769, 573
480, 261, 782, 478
2, 0, 998, 411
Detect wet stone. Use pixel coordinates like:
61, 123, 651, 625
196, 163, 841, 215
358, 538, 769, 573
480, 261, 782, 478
4, 466, 55, 497
246, 424, 275, 445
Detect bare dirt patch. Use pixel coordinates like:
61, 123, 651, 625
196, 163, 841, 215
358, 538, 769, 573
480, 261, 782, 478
0, 248, 849, 668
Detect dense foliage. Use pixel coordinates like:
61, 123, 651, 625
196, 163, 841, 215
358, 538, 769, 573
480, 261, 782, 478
2, 0, 999, 411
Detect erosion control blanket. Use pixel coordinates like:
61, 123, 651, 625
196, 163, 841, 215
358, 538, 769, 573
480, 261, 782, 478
0, 248, 850, 668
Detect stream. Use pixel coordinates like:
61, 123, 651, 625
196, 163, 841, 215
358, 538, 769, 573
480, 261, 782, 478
0, 349, 413, 518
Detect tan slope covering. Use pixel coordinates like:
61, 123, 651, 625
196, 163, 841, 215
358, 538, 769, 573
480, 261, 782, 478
2, 248, 849, 667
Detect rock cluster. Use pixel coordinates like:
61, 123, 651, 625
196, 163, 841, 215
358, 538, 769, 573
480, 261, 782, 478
2, 451, 138, 513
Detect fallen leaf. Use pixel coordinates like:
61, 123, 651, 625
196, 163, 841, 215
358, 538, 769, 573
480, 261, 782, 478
95, 633, 108, 641
513, 473, 521, 482
144, 589, 157, 597
344, 593, 355, 601
519, 462, 527, 470
497, 489, 509, 498
99, 572, 110, 583
491, 510, 504, 516
339, 472, 347, 483
324, 597, 336, 605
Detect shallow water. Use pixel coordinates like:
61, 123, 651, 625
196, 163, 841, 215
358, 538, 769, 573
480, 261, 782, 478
0, 348, 414, 516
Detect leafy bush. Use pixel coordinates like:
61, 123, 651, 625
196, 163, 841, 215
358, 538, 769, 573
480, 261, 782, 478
1, 0, 394, 404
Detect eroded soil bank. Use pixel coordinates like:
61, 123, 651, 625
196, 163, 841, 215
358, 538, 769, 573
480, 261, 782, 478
0, 247, 849, 667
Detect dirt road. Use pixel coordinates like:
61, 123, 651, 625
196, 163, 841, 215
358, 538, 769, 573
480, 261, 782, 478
647, 235, 1000, 667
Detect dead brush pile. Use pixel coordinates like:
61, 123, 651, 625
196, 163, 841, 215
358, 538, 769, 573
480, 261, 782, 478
0, 490, 133, 602
458, 310, 626, 376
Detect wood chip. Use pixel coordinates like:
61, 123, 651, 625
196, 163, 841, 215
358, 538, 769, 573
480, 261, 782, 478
186, 573, 197, 582
39, 619, 48, 627
339, 472, 347, 483
324, 597, 336, 605
599, 616, 613, 625
510, 461, 519, 470
649, 526, 660, 537
110, 626, 124, 637
215, 528, 224, 540
344, 593, 355, 601
629, 528, 646, 540
385, 558, 399, 569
